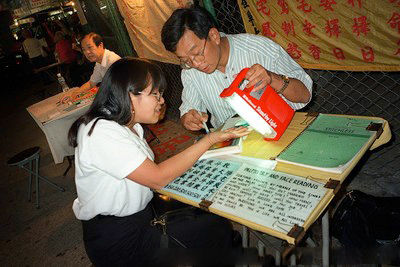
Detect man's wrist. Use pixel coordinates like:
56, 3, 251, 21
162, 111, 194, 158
277, 75, 290, 94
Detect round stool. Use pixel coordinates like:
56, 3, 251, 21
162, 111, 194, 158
7, 147, 65, 209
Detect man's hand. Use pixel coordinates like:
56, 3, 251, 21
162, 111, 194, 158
244, 64, 272, 92
181, 109, 208, 131
232, 64, 310, 103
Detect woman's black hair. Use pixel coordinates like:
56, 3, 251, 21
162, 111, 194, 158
68, 57, 166, 147
161, 5, 217, 52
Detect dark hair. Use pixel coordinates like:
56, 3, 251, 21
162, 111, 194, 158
84, 32, 103, 47
161, 6, 217, 52
68, 57, 166, 147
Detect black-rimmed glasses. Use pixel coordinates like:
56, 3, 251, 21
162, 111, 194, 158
179, 38, 208, 69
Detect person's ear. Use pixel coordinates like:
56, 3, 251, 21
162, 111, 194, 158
129, 92, 135, 102
208, 28, 220, 45
129, 93, 137, 109
98, 42, 104, 49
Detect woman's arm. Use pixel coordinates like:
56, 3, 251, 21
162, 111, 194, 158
127, 127, 249, 189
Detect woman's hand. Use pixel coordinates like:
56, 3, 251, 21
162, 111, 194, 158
206, 126, 251, 146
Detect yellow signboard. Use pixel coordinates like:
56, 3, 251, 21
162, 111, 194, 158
238, 0, 400, 71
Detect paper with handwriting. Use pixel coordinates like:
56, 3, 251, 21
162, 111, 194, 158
209, 164, 327, 234
163, 158, 327, 234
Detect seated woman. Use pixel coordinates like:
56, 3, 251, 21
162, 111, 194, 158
68, 57, 250, 266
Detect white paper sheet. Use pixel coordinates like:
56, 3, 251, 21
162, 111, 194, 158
209, 164, 328, 234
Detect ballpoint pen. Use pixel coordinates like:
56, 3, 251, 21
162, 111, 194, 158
197, 111, 210, 133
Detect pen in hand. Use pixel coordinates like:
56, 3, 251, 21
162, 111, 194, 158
197, 111, 210, 133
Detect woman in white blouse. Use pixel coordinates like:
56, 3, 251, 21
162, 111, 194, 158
68, 57, 249, 266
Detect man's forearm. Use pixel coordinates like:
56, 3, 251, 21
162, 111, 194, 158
279, 78, 311, 103
71, 81, 94, 97
79, 81, 93, 91
269, 72, 311, 103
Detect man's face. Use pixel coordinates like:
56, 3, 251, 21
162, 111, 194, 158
175, 29, 219, 74
81, 37, 105, 63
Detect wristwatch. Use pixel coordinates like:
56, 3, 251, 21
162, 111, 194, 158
277, 75, 290, 94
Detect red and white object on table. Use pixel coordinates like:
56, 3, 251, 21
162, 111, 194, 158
220, 68, 294, 141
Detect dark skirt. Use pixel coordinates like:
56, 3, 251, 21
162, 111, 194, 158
81, 202, 233, 266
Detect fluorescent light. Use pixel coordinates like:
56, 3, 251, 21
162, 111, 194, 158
49, 10, 62, 16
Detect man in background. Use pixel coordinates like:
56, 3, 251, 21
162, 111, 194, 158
79, 33, 121, 91
22, 29, 46, 69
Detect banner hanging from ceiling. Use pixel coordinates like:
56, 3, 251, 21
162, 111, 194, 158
115, 0, 192, 64
237, 0, 400, 71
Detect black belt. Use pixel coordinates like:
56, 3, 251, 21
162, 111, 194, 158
92, 214, 114, 220
84, 204, 153, 223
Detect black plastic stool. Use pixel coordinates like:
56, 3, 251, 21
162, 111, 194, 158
7, 147, 65, 208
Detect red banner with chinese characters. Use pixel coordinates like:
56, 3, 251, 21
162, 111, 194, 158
237, 0, 400, 71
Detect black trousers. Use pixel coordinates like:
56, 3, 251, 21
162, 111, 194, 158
81, 202, 233, 266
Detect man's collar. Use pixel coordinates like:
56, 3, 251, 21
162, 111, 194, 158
216, 36, 230, 73
99, 49, 108, 67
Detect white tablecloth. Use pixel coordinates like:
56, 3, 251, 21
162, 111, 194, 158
27, 88, 92, 164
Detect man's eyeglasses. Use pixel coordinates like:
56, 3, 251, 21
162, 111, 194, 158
179, 38, 208, 70
138, 91, 164, 101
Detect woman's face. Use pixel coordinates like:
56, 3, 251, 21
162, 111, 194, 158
129, 82, 165, 125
